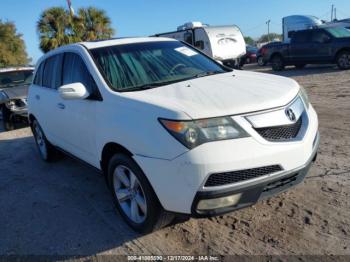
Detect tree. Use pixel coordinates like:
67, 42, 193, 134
75, 7, 114, 41
37, 6, 114, 53
258, 33, 282, 43
0, 20, 31, 67
37, 7, 73, 53
244, 36, 255, 46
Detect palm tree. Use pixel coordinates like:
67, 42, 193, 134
37, 6, 115, 53
76, 7, 114, 41
37, 7, 73, 53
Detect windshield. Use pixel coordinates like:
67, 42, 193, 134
0, 70, 33, 89
90, 41, 228, 91
325, 27, 350, 38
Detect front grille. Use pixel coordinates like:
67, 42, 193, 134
204, 165, 283, 187
254, 117, 302, 141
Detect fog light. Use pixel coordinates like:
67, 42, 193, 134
197, 193, 242, 211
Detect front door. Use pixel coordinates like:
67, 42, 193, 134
54, 52, 100, 165
310, 30, 333, 62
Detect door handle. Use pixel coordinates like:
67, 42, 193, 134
57, 103, 65, 110
35, 95, 40, 100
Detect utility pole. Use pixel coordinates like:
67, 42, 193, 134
266, 20, 271, 42
334, 8, 337, 20
331, 4, 334, 21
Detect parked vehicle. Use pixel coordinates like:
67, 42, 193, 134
256, 42, 282, 66
240, 45, 258, 66
0, 67, 34, 130
154, 22, 246, 68
283, 15, 323, 42
266, 27, 350, 71
28, 37, 319, 233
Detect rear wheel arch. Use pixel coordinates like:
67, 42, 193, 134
270, 52, 283, 61
335, 48, 350, 60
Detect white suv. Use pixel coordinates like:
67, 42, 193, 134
28, 37, 319, 233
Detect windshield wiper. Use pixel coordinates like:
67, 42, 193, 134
194, 70, 224, 79
120, 71, 225, 92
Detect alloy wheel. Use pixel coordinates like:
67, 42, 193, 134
339, 53, 350, 69
113, 165, 147, 224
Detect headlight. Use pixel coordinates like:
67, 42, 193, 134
299, 86, 310, 109
160, 116, 249, 149
5, 100, 17, 110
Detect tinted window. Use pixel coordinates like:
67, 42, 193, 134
184, 32, 193, 45
62, 53, 97, 93
90, 41, 227, 92
1, 70, 33, 89
292, 31, 310, 43
42, 54, 63, 89
195, 40, 204, 50
326, 27, 350, 38
34, 62, 44, 86
312, 30, 331, 43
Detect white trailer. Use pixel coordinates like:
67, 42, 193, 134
283, 15, 323, 42
154, 22, 246, 68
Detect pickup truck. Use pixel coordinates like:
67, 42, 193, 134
265, 27, 350, 71
0, 67, 33, 130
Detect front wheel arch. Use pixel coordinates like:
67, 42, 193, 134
100, 142, 133, 175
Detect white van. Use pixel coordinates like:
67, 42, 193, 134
155, 22, 246, 68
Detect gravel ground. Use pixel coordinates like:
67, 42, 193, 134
0, 64, 349, 256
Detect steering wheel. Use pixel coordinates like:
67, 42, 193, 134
170, 63, 187, 75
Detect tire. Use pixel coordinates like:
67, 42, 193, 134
295, 64, 306, 69
31, 119, 57, 162
107, 153, 174, 233
257, 56, 266, 66
336, 50, 350, 70
2, 107, 15, 131
271, 55, 285, 71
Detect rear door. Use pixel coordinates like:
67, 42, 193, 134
289, 31, 313, 63
30, 54, 64, 145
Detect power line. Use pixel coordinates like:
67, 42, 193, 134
243, 23, 266, 33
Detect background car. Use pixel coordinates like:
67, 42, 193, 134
240, 45, 258, 67
265, 27, 350, 71
0, 67, 34, 130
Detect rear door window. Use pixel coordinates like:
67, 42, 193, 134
62, 52, 97, 94
42, 54, 64, 89
34, 62, 45, 86
292, 31, 311, 43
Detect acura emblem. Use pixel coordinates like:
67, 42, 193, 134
286, 108, 296, 122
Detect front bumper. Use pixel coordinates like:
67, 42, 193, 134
134, 105, 319, 215
191, 134, 318, 217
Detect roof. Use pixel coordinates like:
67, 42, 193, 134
80, 36, 176, 49
0, 67, 34, 73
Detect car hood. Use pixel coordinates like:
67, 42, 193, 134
1, 85, 28, 100
124, 70, 300, 119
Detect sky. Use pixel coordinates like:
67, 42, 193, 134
1, 0, 350, 63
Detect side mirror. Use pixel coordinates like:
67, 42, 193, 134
58, 83, 90, 100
